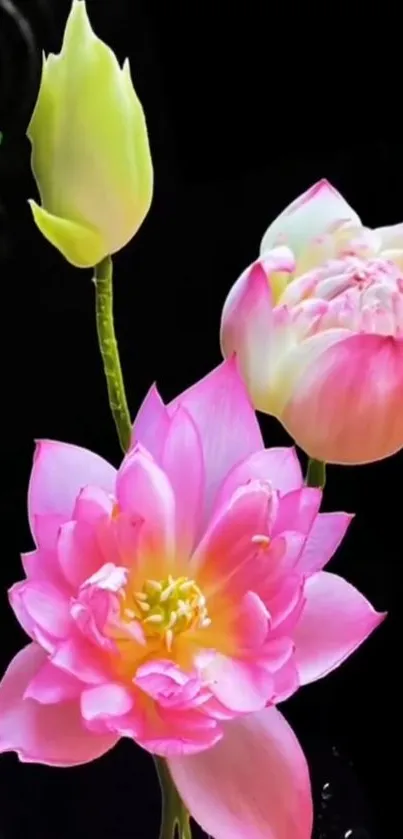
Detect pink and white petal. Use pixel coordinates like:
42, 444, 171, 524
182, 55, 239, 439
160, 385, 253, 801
279, 331, 403, 464
293, 571, 385, 685
28, 440, 116, 542
9, 580, 71, 642
191, 481, 274, 594
24, 658, 83, 704
230, 591, 271, 650
267, 574, 305, 632
33, 513, 66, 552
203, 654, 274, 713
161, 406, 205, 555
73, 486, 114, 523
169, 705, 313, 839
214, 446, 303, 513
57, 520, 105, 589
131, 384, 170, 461
298, 512, 353, 574
169, 358, 263, 518
260, 178, 360, 258
137, 708, 222, 757
21, 546, 66, 591
272, 659, 300, 703
81, 683, 134, 726
116, 445, 176, 557
272, 487, 322, 538
220, 254, 295, 415
0, 644, 118, 766
50, 636, 111, 685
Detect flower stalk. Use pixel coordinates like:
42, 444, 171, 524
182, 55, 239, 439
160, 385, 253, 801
94, 256, 132, 453
155, 757, 192, 839
306, 457, 326, 489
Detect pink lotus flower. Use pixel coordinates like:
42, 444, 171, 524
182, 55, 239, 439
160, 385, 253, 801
221, 179, 403, 464
0, 360, 383, 839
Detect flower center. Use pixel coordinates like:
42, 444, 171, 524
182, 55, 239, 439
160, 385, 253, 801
122, 575, 211, 651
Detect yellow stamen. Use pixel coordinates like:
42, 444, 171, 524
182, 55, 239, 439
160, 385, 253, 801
122, 574, 211, 653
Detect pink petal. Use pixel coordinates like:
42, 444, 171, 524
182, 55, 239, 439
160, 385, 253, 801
273, 487, 322, 538
81, 683, 134, 726
9, 581, 71, 643
73, 485, 114, 522
260, 178, 360, 257
220, 254, 294, 414
191, 481, 274, 595
57, 520, 105, 589
32, 513, 66, 551
28, 441, 116, 543
51, 636, 111, 685
0, 644, 118, 766
293, 571, 385, 684
203, 654, 274, 712
298, 512, 353, 573
280, 332, 403, 464
214, 446, 303, 512
169, 358, 263, 518
131, 384, 171, 459
136, 707, 222, 757
231, 591, 271, 650
168, 706, 313, 839
161, 406, 205, 554
116, 445, 175, 557
272, 659, 300, 703
24, 518, 69, 590
24, 659, 83, 703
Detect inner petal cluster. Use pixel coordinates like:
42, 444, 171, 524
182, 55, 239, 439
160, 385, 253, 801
121, 575, 211, 651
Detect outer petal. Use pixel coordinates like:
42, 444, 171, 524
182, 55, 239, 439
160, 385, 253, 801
0, 644, 118, 765
28, 440, 116, 541
220, 252, 295, 412
293, 572, 385, 685
214, 446, 303, 512
28, 201, 106, 269
260, 179, 360, 258
298, 512, 353, 573
24, 659, 83, 704
279, 332, 403, 464
170, 358, 263, 517
161, 406, 205, 554
131, 384, 170, 459
168, 706, 312, 839
9, 581, 71, 648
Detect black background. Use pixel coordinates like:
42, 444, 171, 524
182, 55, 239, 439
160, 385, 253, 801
0, 1, 399, 837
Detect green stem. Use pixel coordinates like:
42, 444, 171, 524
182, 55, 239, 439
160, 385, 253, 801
306, 457, 326, 489
154, 757, 192, 839
94, 256, 132, 453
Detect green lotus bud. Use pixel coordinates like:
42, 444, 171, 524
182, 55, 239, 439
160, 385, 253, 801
27, 0, 153, 268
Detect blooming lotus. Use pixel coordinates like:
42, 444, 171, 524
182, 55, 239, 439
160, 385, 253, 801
0, 360, 383, 839
220, 179, 403, 464
27, 0, 153, 268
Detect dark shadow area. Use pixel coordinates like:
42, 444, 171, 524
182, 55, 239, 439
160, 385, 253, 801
0, 1, 398, 837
